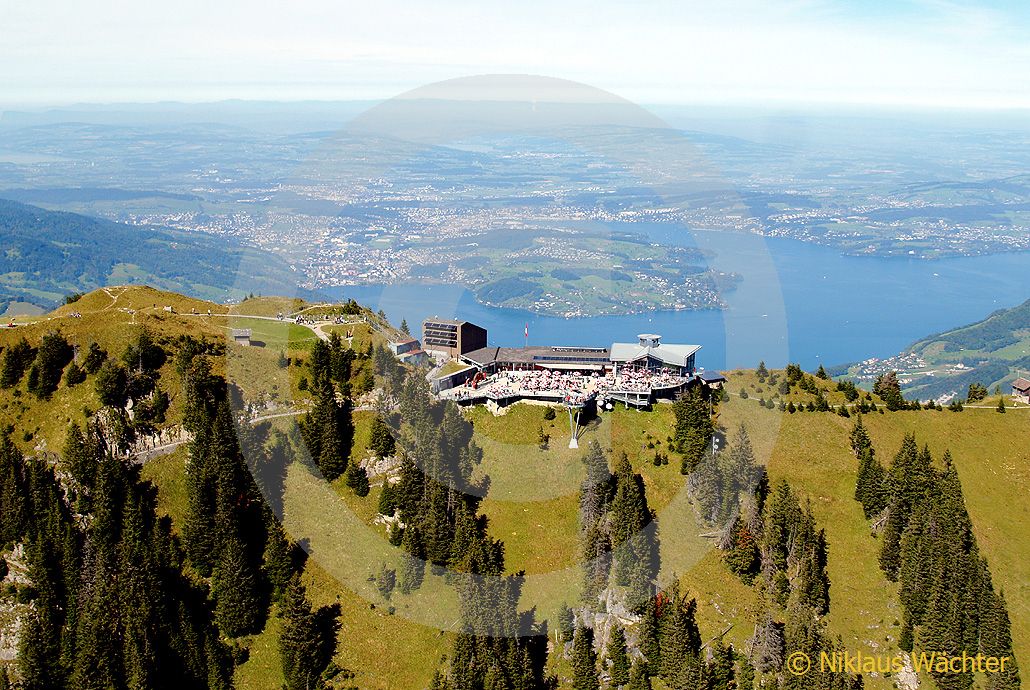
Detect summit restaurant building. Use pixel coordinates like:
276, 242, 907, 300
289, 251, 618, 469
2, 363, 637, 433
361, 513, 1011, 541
441, 333, 722, 409
460, 333, 700, 377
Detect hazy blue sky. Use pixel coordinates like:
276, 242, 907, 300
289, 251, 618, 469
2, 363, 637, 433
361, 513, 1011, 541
2, 0, 1029, 108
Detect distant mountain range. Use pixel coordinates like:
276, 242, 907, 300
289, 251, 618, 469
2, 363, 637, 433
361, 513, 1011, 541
840, 298, 1030, 400
0, 199, 305, 315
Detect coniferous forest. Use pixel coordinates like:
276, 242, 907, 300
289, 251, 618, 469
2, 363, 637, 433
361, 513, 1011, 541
851, 419, 1020, 690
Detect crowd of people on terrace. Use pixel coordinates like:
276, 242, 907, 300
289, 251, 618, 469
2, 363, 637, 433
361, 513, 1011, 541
442, 365, 690, 402
602, 367, 687, 392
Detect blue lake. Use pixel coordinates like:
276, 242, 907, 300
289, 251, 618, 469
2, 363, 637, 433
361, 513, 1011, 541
331, 229, 1030, 371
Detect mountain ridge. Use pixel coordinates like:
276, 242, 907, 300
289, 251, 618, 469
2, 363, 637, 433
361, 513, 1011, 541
0, 198, 307, 315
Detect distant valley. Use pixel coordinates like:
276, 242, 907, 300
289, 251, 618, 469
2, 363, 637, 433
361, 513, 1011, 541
0, 199, 304, 315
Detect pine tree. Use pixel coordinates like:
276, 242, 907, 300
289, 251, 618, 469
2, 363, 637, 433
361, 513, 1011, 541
608, 624, 631, 687
572, 625, 599, 690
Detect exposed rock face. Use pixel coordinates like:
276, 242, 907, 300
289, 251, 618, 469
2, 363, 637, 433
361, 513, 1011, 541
362, 453, 401, 481
0, 544, 31, 662
568, 587, 643, 659
894, 654, 920, 690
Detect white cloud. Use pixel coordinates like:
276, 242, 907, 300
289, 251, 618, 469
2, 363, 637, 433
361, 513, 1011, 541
0, 0, 1027, 108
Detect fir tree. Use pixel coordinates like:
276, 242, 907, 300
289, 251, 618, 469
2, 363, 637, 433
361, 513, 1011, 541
736, 653, 756, 690
0, 337, 34, 388
344, 460, 370, 496
572, 625, 599, 690
983, 591, 1021, 690
279, 575, 332, 690
26, 330, 74, 399
300, 373, 352, 480
708, 638, 735, 690
399, 525, 426, 594
608, 624, 631, 687
377, 481, 396, 515
639, 597, 661, 675
627, 659, 652, 690
263, 521, 295, 602
673, 387, 714, 473
854, 446, 887, 518
556, 603, 575, 645
369, 415, 396, 458
724, 516, 760, 583
658, 582, 701, 681
19, 605, 64, 689
64, 360, 86, 387
211, 535, 261, 638
872, 371, 905, 411
966, 382, 987, 403
94, 359, 129, 408
609, 452, 655, 602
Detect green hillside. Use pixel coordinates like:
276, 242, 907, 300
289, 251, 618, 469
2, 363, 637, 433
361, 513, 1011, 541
1, 289, 1026, 690
842, 298, 1030, 401
0, 198, 305, 315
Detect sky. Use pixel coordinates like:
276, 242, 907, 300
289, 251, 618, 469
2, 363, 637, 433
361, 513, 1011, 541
2, 0, 1029, 109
